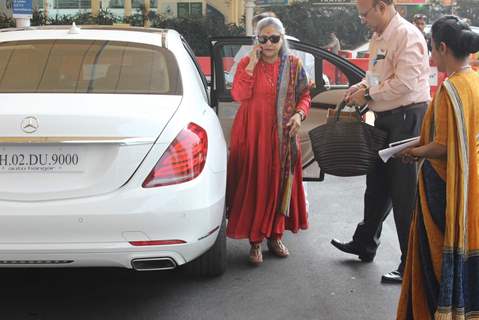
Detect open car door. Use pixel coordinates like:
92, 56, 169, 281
209, 36, 365, 181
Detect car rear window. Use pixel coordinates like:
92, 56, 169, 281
0, 39, 182, 94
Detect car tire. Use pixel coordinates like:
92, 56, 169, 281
184, 215, 227, 277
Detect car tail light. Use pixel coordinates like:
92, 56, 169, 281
142, 123, 208, 188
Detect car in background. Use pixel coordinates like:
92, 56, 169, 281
0, 25, 227, 276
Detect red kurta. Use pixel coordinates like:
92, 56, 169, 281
226, 56, 311, 243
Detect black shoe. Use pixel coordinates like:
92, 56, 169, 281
330, 239, 375, 262
381, 270, 403, 284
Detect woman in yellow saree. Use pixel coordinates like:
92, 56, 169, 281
397, 16, 479, 319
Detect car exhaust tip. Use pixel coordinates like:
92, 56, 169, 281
131, 257, 177, 271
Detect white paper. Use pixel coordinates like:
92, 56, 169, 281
388, 136, 420, 148
379, 137, 421, 163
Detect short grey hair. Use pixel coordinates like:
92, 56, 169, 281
255, 17, 289, 55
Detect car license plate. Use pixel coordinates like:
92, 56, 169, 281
0, 146, 83, 173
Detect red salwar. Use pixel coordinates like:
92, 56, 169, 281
226, 56, 311, 243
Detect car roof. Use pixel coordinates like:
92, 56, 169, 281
0, 25, 180, 48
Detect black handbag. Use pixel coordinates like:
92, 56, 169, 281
308, 101, 388, 177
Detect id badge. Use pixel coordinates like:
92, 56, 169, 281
366, 71, 380, 87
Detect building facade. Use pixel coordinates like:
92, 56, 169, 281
0, 0, 456, 25
0, 0, 248, 24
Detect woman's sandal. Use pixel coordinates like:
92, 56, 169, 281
267, 239, 290, 258
249, 243, 263, 266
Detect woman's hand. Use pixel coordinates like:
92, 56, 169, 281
399, 142, 446, 162
287, 113, 302, 137
245, 45, 262, 75
397, 147, 419, 164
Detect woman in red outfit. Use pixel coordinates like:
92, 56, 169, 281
226, 17, 311, 265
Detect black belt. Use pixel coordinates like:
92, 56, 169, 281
375, 102, 427, 118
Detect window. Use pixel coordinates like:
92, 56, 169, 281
108, 0, 124, 9
0, 40, 182, 95
54, 0, 91, 9
182, 39, 209, 103
291, 49, 315, 83
322, 60, 350, 88
220, 44, 247, 90
177, 3, 202, 18
131, 0, 142, 8
107, 0, 145, 9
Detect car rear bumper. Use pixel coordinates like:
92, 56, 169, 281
0, 169, 226, 269
0, 234, 218, 269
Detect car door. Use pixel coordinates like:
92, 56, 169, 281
209, 36, 365, 181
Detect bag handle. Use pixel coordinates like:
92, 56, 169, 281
335, 101, 369, 122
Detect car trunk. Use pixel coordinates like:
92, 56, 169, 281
0, 94, 182, 201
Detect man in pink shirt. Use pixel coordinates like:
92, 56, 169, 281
330, 0, 430, 284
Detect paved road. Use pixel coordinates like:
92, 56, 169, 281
1, 174, 402, 320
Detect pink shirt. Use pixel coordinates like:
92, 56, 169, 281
363, 13, 430, 112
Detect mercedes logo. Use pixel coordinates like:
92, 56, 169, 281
21, 116, 39, 134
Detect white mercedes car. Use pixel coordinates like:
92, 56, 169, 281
0, 25, 227, 276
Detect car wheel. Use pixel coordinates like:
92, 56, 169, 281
184, 215, 227, 277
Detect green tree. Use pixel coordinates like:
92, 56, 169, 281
261, 2, 369, 50
0, 13, 15, 28
152, 16, 244, 55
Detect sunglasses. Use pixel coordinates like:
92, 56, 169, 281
257, 35, 281, 44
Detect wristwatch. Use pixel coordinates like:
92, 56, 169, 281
364, 87, 373, 101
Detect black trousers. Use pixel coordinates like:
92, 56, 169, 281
352, 102, 427, 273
